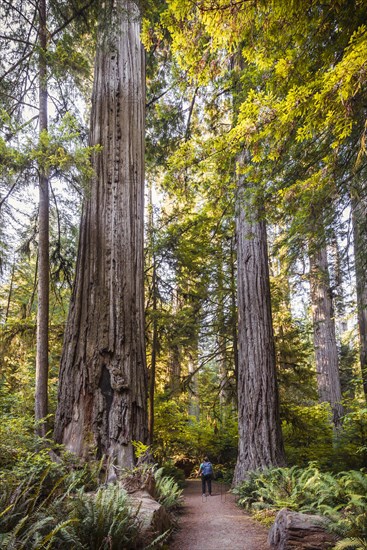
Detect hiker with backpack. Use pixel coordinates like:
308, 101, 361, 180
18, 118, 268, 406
198, 456, 213, 496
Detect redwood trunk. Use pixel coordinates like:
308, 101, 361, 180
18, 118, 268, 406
54, 0, 148, 467
148, 259, 158, 444
230, 236, 239, 389
35, 0, 49, 437
309, 246, 343, 426
352, 194, 367, 401
234, 162, 285, 484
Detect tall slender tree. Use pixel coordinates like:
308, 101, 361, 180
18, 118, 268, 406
54, 0, 148, 467
35, 0, 50, 437
351, 186, 367, 401
146, 184, 158, 443
309, 243, 343, 426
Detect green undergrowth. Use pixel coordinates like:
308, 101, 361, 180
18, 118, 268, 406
233, 464, 367, 549
0, 450, 181, 549
158, 462, 186, 488
154, 467, 183, 510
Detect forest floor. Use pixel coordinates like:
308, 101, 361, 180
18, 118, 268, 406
168, 479, 270, 550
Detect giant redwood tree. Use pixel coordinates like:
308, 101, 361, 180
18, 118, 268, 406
233, 156, 286, 484
54, 0, 148, 467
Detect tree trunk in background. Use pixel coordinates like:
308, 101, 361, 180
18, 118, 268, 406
169, 343, 181, 395
188, 355, 199, 419
230, 236, 239, 390
54, 0, 148, 468
309, 245, 343, 426
169, 288, 181, 395
234, 156, 285, 484
352, 192, 367, 401
329, 230, 354, 399
147, 183, 158, 444
148, 258, 158, 443
35, 0, 49, 437
217, 248, 228, 411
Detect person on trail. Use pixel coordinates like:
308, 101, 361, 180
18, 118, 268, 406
198, 456, 213, 496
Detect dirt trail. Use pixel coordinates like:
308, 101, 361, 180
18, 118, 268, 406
169, 479, 270, 550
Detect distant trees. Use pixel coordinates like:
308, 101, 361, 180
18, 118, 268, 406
0, 0, 94, 436
157, 0, 367, 474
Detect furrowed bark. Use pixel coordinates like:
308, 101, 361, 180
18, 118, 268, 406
352, 192, 367, 401
234, 155, 285, 484
54, 0, 148, 467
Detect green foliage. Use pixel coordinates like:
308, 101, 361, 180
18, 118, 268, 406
0, 515, 73, 550
158, 462, 186, 488
282, 404, 335, 468
60, 485, 140, 550
0, 449, 97, 550
153, 398, 194, 463
325, 471, 367, 547
282, 402, 367, 471
154, 467, 183, 510
334, 538, 367, 550
0, 455, 143, 550
233, 465, 367, 547
131, 440, 150, 459
153, 394, 237, 468
28, 114, 101, 188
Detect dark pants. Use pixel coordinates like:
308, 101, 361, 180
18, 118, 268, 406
201, 474, 212, 495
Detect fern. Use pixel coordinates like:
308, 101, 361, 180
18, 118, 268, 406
0, 515, 67, 550
145, 528, 173, 549
154, 468, 183, 510
60, 484, 140, 550
234, 465, 367, 548
333, 538, 367, 550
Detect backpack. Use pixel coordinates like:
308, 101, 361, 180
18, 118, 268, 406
202, 461, 213, 476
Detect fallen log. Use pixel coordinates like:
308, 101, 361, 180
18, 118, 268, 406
268, 508, 338, 549
130, 490, 172, 547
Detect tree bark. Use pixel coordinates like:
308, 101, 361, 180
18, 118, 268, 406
233, 156, 285, 484
169, 287, 181, 395
54, 0, 148, 468
352, 192, 367, 401
5, 261, 15, 322
269, 508, 337, 550
230, 235, 239, 391
188, 355, 199, 419
217, 247, 228, 410
148, 258, 158, 444
309, 245, 343, 426
35, 0, 49, 437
